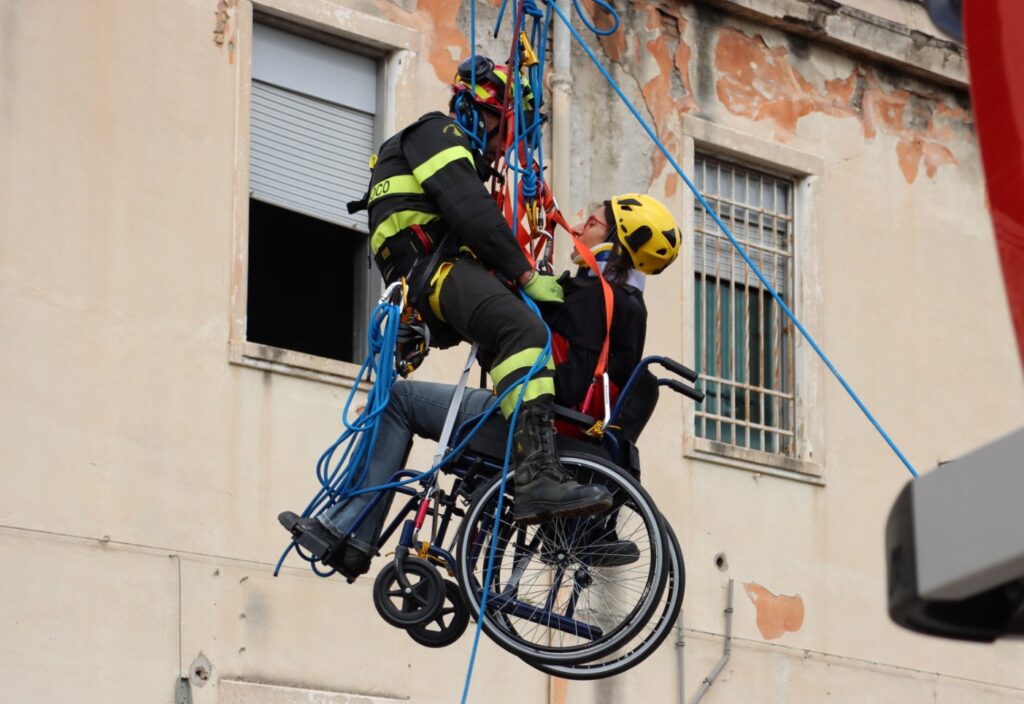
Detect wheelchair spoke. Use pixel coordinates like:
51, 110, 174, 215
457, 453, 668, 665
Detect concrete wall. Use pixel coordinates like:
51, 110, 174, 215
1, 0, 1022, 703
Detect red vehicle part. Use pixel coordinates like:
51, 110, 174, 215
963, 0, 1024, 367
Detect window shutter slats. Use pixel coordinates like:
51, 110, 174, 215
250, 80, 373, 232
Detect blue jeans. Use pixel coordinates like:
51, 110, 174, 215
318, 380, 501, 553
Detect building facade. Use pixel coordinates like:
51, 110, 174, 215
1, 0, 1023, 702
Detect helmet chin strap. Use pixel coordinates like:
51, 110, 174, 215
572, 241, 646, 290
571, 241, 614, 266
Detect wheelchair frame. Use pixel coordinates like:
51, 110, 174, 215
334, 354, 703, 663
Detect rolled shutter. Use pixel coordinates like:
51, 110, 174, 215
250, 24, 376, 233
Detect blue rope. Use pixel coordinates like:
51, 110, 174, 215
523, 0, 543, 18
275, 294, 551, 579
493, 0, 510, 37
503, 11, 549, 218
460, 293, 552, 704
462, 8, 558, 699
570, 0, 619, 35
544, 0, 919, 478
274, 298, 406, 577
454, 0, 490, 152
470, 0, 477, 90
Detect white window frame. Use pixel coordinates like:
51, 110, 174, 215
228, 1, 420, 386
680, 115, 825, 483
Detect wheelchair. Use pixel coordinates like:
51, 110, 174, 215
321, 356, 703, 678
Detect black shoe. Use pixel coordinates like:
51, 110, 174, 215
536, 524, 639, 568
336, 545, 372, 578
581, 535, 640, 567
278, 511, 343, 558
277, 511, 371, 579
511, 402, 612, 524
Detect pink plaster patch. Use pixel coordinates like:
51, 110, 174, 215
744, 582, 805, 640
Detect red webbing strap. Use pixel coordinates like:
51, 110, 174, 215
481, 53, 612, 378
568, 232, 614, 378
538, 183, 614, 378
499, 188, 537, 268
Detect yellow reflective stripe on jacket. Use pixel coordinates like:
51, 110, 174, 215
371, 211, 441, 254
489, 347, 554, 386
499, 377, 555, 418
411, 146, 475, 183
367, 174, 424, 206
428, 261, 455, 322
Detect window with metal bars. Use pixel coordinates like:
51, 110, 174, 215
693, 154, 796, 456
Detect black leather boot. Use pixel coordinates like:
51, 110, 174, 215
278, 511, 372, 580
511, 401, 613, 524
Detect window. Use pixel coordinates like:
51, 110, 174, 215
693, 154, 796, 457
245, 22, 378, 365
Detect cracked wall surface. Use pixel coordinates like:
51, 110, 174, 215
565, 0, 973, 189
361, 0, 972, 193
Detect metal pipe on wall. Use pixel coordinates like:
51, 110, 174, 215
547, 14, 572, 702
550, 0, 572, 268
691, 579, 735, 704
677, 610, 686, 703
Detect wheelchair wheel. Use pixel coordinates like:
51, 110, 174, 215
531, 518, 685, 679
455, 452, 667, 665
407, 580, 470, 648
373, 557, 445, 628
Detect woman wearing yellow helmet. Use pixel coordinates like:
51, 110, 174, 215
548, 193, 682, 410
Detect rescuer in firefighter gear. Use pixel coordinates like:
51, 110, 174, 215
280, 193, 681, 579
349, 55, 612, 526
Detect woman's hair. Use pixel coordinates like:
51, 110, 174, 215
599, 201, 636, 286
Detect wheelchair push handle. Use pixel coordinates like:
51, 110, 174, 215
651, 356, 699, 383
609, 355, 704, 427
659, 378, 706, 403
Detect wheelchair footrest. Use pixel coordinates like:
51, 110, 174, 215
294, 529, 335, 558
279, 512, 338, 558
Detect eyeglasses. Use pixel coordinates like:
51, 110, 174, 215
572, 212, 611, 240
582, 213, 609, 231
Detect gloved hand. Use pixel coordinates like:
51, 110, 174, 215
520, 271, 565, 304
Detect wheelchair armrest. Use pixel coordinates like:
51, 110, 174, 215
551, 403, 598, 429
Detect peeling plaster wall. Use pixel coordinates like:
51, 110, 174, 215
1, 0, 1023, 703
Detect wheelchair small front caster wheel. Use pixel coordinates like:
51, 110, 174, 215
373, 557, 445, 628
407, 580, 470, 648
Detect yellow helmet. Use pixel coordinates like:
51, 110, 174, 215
609, 194, 681, 275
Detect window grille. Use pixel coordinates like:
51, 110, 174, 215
693, 154, 796, 456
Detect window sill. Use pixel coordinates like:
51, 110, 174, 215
684, 436, 824, 486
229, 340, 366, 387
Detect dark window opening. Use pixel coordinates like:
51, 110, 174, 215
246, 199, 367, 363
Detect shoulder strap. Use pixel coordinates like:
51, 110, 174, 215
539, 186, 613, 379
567, 236, 613, 379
